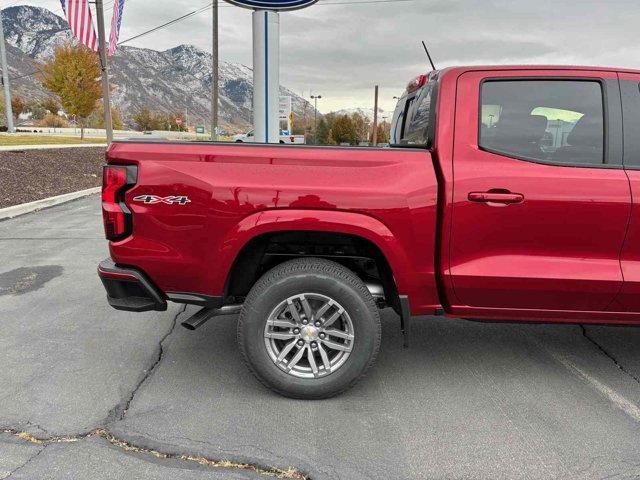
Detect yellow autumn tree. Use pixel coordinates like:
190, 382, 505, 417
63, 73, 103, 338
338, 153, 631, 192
38, 43, 102, 139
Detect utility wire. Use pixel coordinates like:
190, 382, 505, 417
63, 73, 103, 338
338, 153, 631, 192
5, 0, 422, 55
118, 0, 419, 45
118, 3, 212, 45
0, 69, 39, 82
11, 69, 39, 81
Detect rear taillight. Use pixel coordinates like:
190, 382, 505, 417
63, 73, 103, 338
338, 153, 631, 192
102, 165, 136, 241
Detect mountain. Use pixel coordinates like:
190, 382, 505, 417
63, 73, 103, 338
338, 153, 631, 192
331, 107, 388, 121
1, 5, 314, 132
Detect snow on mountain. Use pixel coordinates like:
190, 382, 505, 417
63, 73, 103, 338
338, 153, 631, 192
2, 5, 314, 132
3, 5, 71, 60
331, 107, 388, 121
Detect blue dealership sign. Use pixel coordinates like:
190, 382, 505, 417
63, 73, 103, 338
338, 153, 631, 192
225, 0, 318, 10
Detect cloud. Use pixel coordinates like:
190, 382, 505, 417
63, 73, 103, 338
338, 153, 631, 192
16, 0, 640, 112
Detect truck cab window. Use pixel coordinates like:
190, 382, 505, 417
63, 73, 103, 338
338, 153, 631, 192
401, 79, 437, 146
479, 80, 604, 166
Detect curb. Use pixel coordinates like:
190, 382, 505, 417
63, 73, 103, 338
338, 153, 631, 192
0, 187, 101, 221
0, 144, 107, 152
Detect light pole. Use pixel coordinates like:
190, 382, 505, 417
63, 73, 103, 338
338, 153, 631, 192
311, 94, 321, 144
95, 0, 113, 143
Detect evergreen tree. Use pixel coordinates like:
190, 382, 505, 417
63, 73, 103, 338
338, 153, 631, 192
316, 117, 333, 145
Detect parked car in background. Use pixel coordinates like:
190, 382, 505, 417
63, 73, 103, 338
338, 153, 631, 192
100, 65, 640, 399
233, 130, 305, 144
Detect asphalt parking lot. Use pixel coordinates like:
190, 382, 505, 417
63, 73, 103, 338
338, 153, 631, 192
1, 196, 640, 479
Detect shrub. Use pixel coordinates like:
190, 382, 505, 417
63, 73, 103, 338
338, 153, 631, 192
36, 113, 69, 128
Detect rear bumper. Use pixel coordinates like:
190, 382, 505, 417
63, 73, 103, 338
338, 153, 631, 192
98, 258, 167, 312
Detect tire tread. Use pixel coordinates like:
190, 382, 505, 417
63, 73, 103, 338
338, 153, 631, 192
237, 257, 381, 399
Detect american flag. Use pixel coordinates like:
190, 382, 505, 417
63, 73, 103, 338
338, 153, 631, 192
108, 0, 125, 56
59, 0, 98, 52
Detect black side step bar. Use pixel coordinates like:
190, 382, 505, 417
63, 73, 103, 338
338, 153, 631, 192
181, 304, 242, 331
399, 295, 411, 348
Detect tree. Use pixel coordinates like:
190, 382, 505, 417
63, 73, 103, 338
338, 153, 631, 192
11, 95, 25, 120
42, 97, 60, 115
133, 107, 156, 131
376, 121, 391, 144
331, 114, 357, 145
165, 111, 187, 132
133, 108, 188, 132
88, 104, 124, 130
38, 43, 102, 139
111, 106, 124, 130
27, 102, 47, 121
315, 117, 333, 145
351, 112, 371, 144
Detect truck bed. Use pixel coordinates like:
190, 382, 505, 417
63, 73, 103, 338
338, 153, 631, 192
106, 141, 441, 314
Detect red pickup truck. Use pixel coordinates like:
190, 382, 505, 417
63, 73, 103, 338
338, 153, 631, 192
99, 65, 640, 398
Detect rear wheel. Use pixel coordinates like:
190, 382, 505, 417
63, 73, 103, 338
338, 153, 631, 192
237, 258, 381, 399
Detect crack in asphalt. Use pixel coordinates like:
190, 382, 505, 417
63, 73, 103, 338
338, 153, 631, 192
106, 304, 186, 424
0, 429, 307, 479
581, 325, 640, 386
4, 444, 47, 480
0, 303, 310, 478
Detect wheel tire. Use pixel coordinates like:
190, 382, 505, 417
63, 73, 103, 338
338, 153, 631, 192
237, 258, 381, 399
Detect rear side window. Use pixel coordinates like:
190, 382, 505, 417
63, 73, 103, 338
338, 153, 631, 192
479, 80, 604, 166
620, 80, 640, 167
400, 78, 437, 147
391, 96, 415, 144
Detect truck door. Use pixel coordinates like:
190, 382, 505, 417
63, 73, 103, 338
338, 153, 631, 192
610, 73, 640, 312
448, 70, 629, 313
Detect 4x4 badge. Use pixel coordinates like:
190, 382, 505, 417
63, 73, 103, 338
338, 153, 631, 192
133, 195, 191, 205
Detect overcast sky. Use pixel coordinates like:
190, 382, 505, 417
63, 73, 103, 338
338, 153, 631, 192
12, 0, 640, 113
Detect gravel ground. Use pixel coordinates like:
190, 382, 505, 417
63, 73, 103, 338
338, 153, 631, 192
0, 147, 105, 208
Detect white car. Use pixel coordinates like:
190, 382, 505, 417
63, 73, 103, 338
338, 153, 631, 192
233, 130, 305, 144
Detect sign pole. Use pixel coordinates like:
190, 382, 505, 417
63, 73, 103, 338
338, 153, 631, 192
252, 10, 279, 143
95, 0, 113, 143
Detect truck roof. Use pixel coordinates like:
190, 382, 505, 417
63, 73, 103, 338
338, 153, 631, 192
440, 64, 640, 76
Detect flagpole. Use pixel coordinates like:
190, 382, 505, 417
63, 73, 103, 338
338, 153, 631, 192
95, 0, 113, 143
211, 0, 218, 141
0, 8, 15, 133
